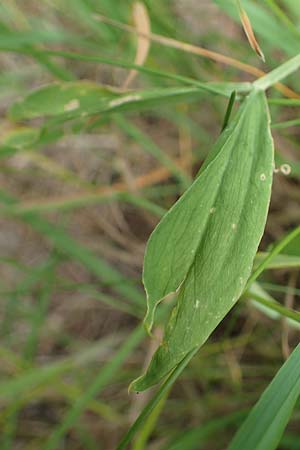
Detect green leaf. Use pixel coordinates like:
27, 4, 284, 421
1, 126, 40, 149
9, 81, 117, 120
132, 89, 274, 392
227, 344, 300, 450
9, 81, 251, 122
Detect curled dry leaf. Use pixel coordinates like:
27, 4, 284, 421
123, 1, 151, 88
237, 0, 265, 62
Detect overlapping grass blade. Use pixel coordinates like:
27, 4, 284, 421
227, 344, 300, 450
245, 226, 300, 290
0, 190, 143, 307
254, 253, 300, 269
41, 326, 144, 450
254, 53, 300, 91
9, 82, 244, 123
114, 115, 191, 189
2, 48, 253, 97
0, 335, 122, 402
162, 411, 247, 450
215, 0, 298, 56
115, 348, 198, 450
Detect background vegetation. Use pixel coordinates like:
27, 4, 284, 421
0, 1, 300, 449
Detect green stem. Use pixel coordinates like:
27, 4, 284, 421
115, 347, 198, 450
245, 226, 300, 290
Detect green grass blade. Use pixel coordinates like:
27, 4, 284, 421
9, 82, 234, 123
221, 90, 236, 132
215, 0, 298, 56
272, 118, 300, 129
4, 47, 253, 96
41, 326, 144, 450
248, 290, 300, 324
254, 253, 300, 269
21, 214, 143, 306
3, 191, 166, 217
254, 53, 300, 91
114, 115, 191, 189
116, 348, 198, 450
263, 0, 299, 37
132, 391, 169, 450
227, 344, 300, 450
162, 411, 247, 450
245, 226, 300, 290
0, 190, 143, 306
268, 98, 300, 106
0, 336, 122, 402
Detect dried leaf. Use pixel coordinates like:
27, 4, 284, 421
237, 0, 265, 62
123, 2, 151, 88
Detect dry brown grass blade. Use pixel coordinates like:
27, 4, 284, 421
237, 0, 265, 62
123, 2, 151, 89
93, 13, 299, 99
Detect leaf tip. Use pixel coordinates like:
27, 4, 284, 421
129, 373, 146, 393
237, 1, 265, 62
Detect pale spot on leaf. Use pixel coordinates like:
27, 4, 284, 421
64, 99, 80, 112
260, 173, 266, 181
109, 95, 141, 108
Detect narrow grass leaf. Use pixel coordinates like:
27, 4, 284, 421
221, 90, 236, 132
272, 118, 300, 129
116, 348, 198, 450
42, 326, 144, 450
114, 115, 191, 189
245, 226, 300, 290
0, 190, 143, 306
248, 291, 300, 324
132, 90, 274, 391
4, 48, 253, 98
254, 53, 300, 91
227, 344, 300, 450
254, 253, 300, 269
9, 82, 233, 123
0, 336, 120, 402
162, 411, 247, 450
3, 191, 165, 218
